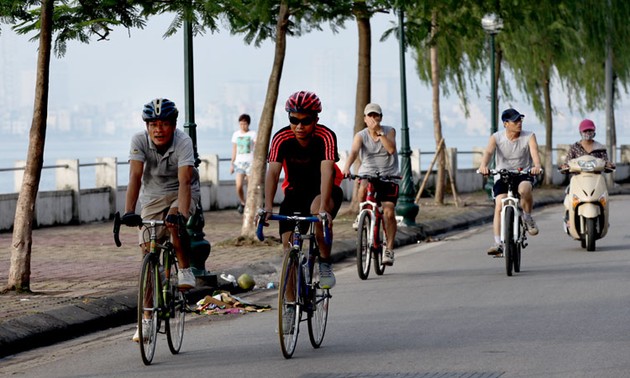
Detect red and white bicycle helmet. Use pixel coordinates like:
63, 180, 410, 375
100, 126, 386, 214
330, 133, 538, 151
285, 91, 322, 114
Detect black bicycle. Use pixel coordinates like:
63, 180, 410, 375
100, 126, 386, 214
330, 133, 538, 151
257, 210, 332, 359
113, 212, 187, 365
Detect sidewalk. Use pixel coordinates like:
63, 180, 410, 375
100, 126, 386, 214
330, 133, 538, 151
1, 184, 627, 358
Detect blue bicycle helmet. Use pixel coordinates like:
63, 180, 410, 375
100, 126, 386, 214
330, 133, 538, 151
142, 98, 179, 122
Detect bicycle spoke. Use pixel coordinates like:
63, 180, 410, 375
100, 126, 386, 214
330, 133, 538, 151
138, 254, 159, 365
308, 260, 329, 348
166, 262, 185, 354
356, 212, 371, 280
278, 251, 300, 359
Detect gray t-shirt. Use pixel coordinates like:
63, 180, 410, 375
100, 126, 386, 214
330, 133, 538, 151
493, 130, 534, 171
129, 128, 200, 206
357, 125, 400, 178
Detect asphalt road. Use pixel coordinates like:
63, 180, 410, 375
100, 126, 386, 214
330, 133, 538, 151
1, 197, 630, 377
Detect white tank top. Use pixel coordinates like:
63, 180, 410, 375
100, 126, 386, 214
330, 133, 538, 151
494, 130, 533, 171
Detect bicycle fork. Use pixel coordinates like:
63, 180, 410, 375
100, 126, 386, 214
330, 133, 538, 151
500, 196, 520, 244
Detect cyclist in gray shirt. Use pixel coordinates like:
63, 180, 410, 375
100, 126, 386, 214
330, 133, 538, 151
121, 98, 200, 290
478, 108, 542, 256
343, 103, 400, 266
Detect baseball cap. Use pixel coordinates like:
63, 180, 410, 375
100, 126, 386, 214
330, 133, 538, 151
579, 119, 596, 132
364, 103, 382, 116
501, 108, 524, 122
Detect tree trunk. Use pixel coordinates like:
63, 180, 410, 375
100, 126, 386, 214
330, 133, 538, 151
347, 4, 372, 214
430, 10, 445, 205
241, 1, 290, 237
542, 67, 553, 186
6, 0, 54, 293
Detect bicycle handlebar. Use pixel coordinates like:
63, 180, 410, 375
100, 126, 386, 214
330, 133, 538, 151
113, 212, 122, 247
346, 173, 402, 181
113, 211, 167, 248
256, 210, 332, 246
477, 168, 543, 176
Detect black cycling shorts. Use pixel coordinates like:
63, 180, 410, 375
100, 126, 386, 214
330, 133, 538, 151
278, 186, 344, 236
492, 175, 534, 198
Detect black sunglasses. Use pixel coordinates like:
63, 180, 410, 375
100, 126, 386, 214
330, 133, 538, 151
289, 115, 315, 126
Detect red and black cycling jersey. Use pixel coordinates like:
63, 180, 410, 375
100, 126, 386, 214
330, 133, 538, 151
268, 124, 343, 193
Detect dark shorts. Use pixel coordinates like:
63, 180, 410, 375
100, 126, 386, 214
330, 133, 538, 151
278, 186, 344, 235
372, 180, 399, 205
492, 175, 534, 198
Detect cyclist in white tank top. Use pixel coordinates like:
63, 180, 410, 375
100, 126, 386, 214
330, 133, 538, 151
478, 108, 543, 255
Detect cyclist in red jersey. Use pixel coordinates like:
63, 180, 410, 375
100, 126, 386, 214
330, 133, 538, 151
264, 91, 344, 289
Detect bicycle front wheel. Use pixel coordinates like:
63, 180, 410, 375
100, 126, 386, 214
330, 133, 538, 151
308, 259, 330, 348
166, 279, 186, 355
138, 253, 159, 365
356, 211, 371, 280
504, 207, 515, 277
373, 217, 386, 276
278, 250, 300, 359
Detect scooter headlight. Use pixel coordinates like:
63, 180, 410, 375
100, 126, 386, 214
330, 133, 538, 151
571, 194, 581, 209
577, 160, 596, 172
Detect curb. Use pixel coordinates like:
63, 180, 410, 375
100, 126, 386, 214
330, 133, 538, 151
0, 290, 136, 358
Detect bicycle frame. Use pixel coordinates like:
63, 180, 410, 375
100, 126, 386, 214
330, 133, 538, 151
258, 213, 328, 309
359, 180, 384, 252
499, 187, 522, 245
256, 211, 331, 358
113, 212, 187, 364
142, 220, 178, 317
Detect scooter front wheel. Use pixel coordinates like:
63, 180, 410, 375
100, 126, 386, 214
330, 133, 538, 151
585, 218, 597, 252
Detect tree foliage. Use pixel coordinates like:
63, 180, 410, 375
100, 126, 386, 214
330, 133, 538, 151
1, 0, 147, 292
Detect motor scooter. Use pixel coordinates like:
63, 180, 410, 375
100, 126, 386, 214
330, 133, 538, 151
560, 155, 614, 251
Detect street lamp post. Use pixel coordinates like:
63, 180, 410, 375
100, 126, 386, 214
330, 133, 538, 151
183, 20, 212, 280
481, 13, 503, 197
395, 8, 419, 226
183, 19, 200, 167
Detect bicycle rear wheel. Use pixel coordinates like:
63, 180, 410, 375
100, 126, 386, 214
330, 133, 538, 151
278, 250, 300, 359
514, 218, 522, 273
138, 253, 159, 365
308, 258, 330, 348
504, 207, 515, 277
166, 271, 185, 354
356, 211, 371, 280
373, 218, 386, 276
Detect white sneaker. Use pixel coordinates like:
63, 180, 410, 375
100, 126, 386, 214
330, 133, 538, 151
524, 216, 539, 236
383, 249, 395, 266
132, 319, 152, 342
178, 268, 195, 289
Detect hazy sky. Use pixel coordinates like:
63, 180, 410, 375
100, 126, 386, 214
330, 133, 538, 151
2, 10, 628, 148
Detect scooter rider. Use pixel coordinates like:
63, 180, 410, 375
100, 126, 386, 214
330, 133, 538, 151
560, 119, 615, 234
560, 119, 615, 171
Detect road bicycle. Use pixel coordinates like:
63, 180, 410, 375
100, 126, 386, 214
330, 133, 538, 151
113, 212, 187, 365
256, 210, 332, 359
348, 173, 401, 280
481, 169, 539, 276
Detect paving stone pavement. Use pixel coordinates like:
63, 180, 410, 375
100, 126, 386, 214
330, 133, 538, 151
1, 185, 626, 358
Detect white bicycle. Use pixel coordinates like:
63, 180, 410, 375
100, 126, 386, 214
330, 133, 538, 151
481, 169, 540, 276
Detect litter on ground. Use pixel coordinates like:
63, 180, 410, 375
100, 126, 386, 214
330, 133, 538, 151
195, 291, 271, 315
